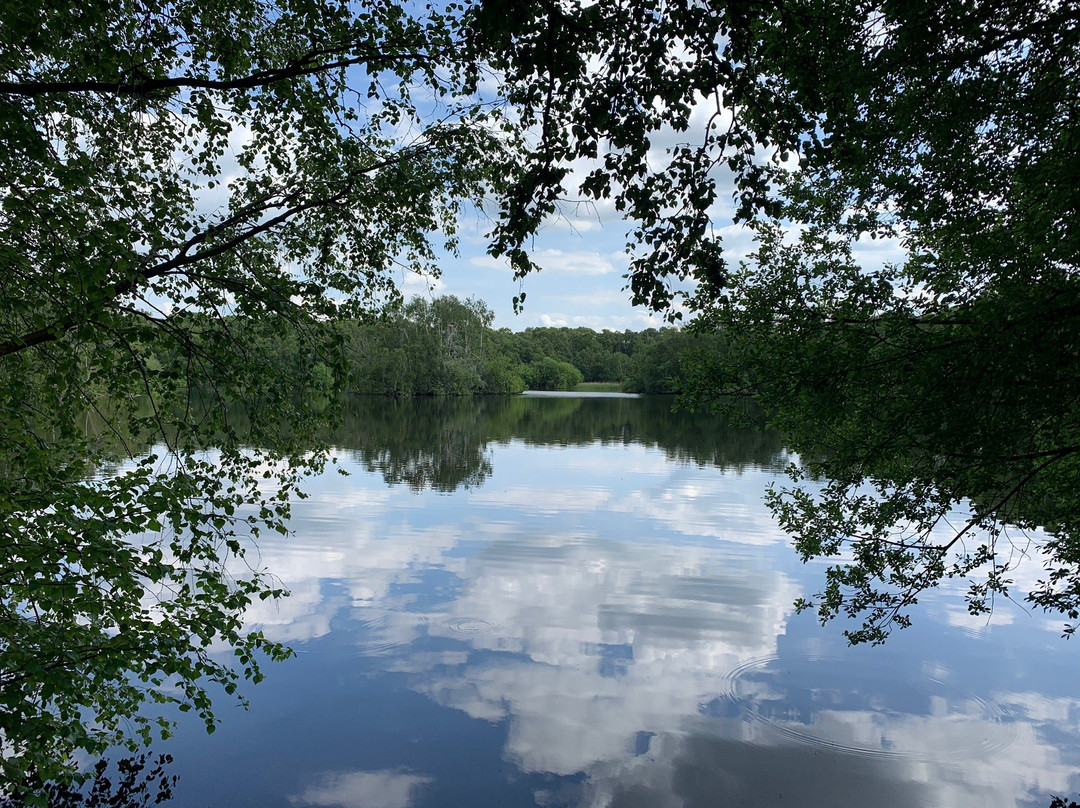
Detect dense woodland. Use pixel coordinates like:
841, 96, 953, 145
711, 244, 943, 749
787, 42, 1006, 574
157, 295, 721, 398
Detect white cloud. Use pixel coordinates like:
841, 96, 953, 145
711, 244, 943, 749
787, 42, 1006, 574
398, 270, 446, 296
565, 311, 661, 330
468, 247, 622, 277
533, 248, 620, 276
406, 529, 800, 775
468, 254, 510, 271
538, 313, 569, 327
289, 769, 432, 808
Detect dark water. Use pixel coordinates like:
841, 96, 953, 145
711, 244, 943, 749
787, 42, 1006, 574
161, 395, 1080, 807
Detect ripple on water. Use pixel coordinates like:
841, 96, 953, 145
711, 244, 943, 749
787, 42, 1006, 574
351, 610, 429, 656
444, 617, 499, 635
703, 653, 1019, 763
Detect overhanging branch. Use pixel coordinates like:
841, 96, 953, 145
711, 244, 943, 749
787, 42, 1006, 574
0, 144, 432, 359
0, 47, 441, 98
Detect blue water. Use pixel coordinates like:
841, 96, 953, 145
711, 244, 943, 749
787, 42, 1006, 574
158, 396, 1080, 807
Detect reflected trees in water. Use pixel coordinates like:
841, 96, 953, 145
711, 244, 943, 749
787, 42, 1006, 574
336, 395, 786, 493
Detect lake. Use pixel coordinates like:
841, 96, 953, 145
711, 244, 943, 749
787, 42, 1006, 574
159, 395, 1080, 807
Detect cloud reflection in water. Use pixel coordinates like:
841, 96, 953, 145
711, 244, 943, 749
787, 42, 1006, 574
180, 399, 1080, 808
289, 769, 432, 808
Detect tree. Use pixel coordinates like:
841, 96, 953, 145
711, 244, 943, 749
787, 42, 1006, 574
623, 329, 720, 395
483, 0, 1080, 642
528, 355, 584, 390
0, 0, 512, 798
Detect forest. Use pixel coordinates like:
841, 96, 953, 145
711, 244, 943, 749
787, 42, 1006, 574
153, 295, 721, 398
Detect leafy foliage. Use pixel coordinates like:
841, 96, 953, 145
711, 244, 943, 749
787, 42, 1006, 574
310, 296, 704, 395
339, 296, 519, 395
0, 0, 510, 797
0, 0, 714, 791
6, 0, 1076, 798
484, 0, 1080, 641
0, 755, 176, 808
683, 1, 1080, 643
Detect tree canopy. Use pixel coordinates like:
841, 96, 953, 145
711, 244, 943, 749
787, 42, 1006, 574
484, 0, 1080, 643
0, 0, 513, 796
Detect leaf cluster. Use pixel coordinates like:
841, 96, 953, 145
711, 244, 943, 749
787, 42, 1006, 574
0, 0, 510, 796
477, 0, 1080, 640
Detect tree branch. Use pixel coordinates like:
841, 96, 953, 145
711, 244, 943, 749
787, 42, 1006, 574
0, 143, 432, 359
0, 48, 440, 98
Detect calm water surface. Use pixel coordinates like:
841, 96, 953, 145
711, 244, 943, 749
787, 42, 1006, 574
162, 396, 1080, 807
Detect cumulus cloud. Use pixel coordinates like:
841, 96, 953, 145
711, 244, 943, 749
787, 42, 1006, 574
289, 769, 432, 808
532, 249, 620, 275
538, 313, 570, 327
405, 529, 800, 776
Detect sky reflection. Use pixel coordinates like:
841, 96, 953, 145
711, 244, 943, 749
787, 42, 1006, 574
164, 398, 1080, 808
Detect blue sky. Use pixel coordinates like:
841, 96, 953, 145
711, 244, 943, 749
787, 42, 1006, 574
392, 107, 903, 333
421, 209, 669, 333
389, 69, 752, 333
403, 158, 755, 333
427, 183, 908, 335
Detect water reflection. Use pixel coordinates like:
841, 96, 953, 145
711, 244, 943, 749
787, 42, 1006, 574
289, 769, 432, 808
336, 395, 785, 492
409, 535, 799, 779
165, 397, 1080, 808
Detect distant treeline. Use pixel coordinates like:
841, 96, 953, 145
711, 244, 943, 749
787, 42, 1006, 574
335, 296, 722, 395
144, 295, 722, 399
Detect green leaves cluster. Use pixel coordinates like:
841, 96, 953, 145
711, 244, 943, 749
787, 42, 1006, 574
339, 296, 519, 395
691, 221, 1080, 643
484, 0, 1080, 640
0, 0, 511, 797
292, 295, 713, 396
338, 301, 725, 395
681, 1, 1080, 642
0, 753, 176, 808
